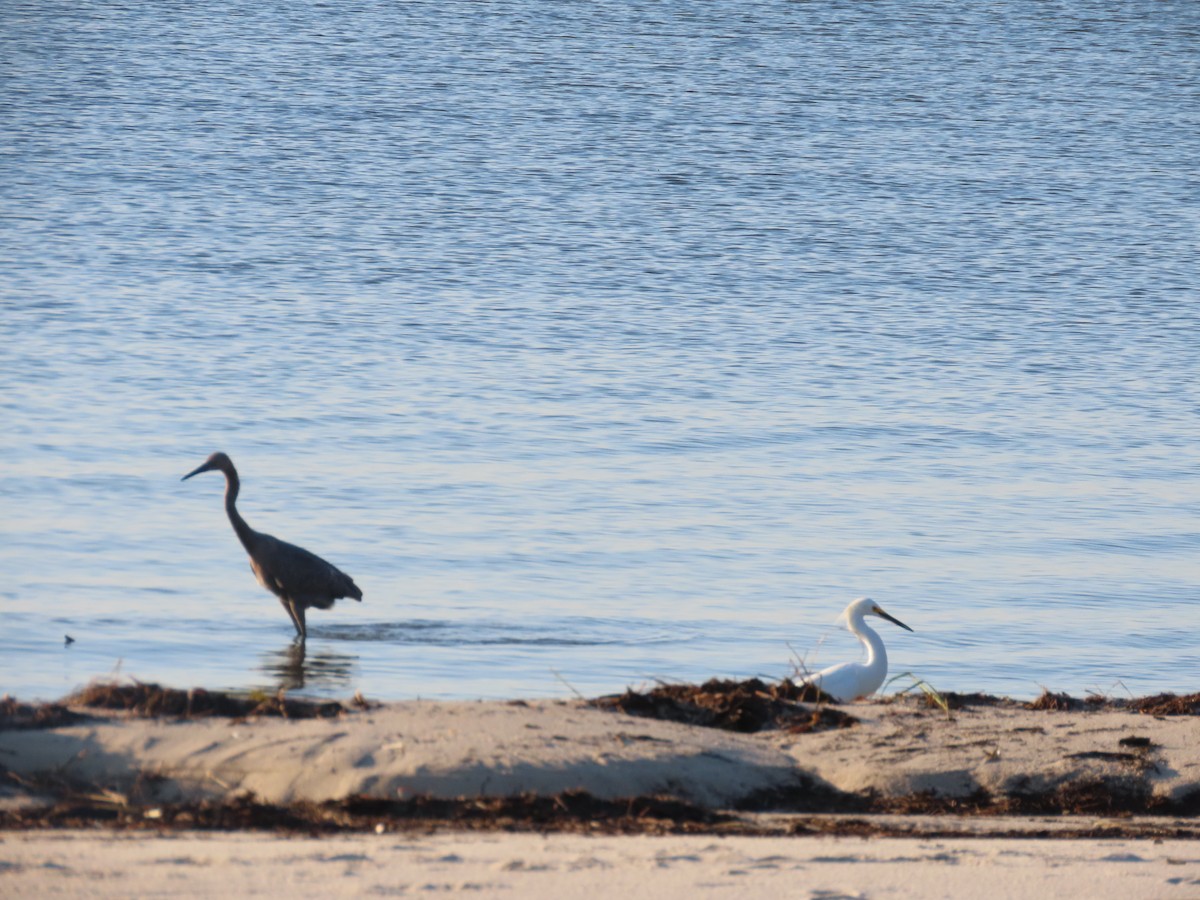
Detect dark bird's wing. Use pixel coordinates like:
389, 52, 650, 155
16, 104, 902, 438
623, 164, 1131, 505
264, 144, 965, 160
253, 534, 362, 608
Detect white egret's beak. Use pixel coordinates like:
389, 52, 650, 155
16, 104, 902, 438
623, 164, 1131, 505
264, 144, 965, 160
872, 605, 913, 632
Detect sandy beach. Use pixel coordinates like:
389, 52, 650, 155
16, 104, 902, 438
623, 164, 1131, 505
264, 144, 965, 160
2, 682, 1200, 895
4, 828, 1200, 899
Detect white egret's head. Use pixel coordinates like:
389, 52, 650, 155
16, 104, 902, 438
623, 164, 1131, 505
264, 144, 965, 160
841, 596, 914, 632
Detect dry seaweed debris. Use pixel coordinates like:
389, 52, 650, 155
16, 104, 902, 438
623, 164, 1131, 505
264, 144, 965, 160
1128, 693, 1200, 716
9, 781, 1200, 836
1021, 689, 1200, 716
873, 780, 1178, 818
590, 678, 857, 734
785, 815, 1200, 840
64, 681, 346, 720
0, 789, 735, 836
930, 692, 1016, 711
0, 696, 91, 730
1026, 690, 1085, 711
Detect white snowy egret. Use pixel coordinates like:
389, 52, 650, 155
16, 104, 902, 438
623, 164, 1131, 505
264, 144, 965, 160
799, 597, 913, 702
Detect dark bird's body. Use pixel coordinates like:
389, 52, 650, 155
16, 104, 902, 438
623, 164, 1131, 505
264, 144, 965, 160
182, 452, 362, 640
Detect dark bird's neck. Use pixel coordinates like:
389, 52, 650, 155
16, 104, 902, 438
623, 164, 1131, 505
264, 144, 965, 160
221, 464, 258, 552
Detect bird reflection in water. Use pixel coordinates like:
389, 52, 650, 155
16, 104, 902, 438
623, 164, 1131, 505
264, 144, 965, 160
261, 641, 357, 693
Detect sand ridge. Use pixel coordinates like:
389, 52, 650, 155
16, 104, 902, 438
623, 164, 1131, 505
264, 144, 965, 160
3, 688, 1199, 816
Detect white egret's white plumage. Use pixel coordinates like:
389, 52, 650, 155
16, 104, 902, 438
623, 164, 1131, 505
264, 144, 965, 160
799, 597, 913, 702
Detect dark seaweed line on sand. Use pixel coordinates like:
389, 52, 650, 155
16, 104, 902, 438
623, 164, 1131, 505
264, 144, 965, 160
0, 683, 365, 729
5, 783, 1200, 838
4, 681, 1200, 734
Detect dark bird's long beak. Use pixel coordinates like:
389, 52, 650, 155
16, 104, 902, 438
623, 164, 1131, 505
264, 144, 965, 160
874, 607, 914, 632
181, 461, 213, 481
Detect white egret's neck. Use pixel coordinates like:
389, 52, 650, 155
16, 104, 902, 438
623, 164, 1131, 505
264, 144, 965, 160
846, 610, 887, 672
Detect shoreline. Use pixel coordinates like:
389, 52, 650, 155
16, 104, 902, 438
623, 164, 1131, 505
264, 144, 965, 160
4, 680, 1200, 896
2, 679, 1199, 828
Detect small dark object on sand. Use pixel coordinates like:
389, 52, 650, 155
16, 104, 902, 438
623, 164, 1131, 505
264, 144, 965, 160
1118, 735, 1154, 749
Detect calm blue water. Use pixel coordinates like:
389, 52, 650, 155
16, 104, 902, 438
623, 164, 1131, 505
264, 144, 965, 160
2, 1, 1198, 702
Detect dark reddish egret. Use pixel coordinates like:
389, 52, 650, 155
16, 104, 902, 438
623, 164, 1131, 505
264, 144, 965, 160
182, 452, 362, 641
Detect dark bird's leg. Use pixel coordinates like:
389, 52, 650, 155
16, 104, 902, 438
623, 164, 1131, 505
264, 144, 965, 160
280, 597, 306, 640
289, 599, 307, 642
